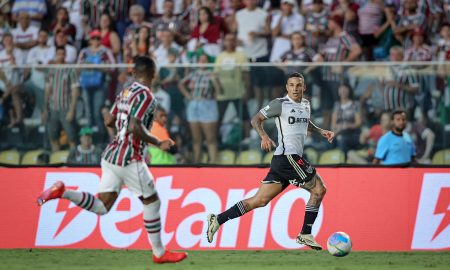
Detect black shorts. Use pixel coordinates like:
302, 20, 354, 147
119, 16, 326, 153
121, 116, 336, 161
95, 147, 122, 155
262, 154, 317, 190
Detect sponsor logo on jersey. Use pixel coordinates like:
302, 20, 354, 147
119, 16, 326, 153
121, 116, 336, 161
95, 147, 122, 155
288, 117, 308, 124
412, 173, 450, 249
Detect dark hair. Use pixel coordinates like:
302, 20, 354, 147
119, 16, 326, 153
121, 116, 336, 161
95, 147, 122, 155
57, 7, 69, 22
100, 13, 115, 31
440, 23, 450, 30
391, 109, 407, 120
288, 72, 304, 80
37, 152, 50, 164
339, 83, 354, 100
134, 56, 156, 78
198, 7, 215, 25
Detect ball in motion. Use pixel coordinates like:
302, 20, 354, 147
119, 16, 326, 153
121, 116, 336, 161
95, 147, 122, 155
327, 232, 352, 257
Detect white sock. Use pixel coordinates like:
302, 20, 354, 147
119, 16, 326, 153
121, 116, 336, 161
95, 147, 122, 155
143, 199, 165, 257
62, 190, 107, 215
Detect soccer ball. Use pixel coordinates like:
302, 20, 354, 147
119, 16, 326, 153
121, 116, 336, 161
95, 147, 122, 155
327, 232, 352, 257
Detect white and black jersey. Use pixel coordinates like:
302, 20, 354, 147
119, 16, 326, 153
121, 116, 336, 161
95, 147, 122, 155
260, 96, 310, 157
259, 95, 316, 188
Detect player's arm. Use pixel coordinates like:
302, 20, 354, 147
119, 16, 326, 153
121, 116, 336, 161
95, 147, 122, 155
308, 120, 334, 143
251, 112, 276, 152
104, 97, 119, 128
252, 99, 281, 151
128, 117, 172, 150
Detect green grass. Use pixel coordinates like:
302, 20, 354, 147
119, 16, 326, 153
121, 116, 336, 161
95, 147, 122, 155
0, 249, 449, 270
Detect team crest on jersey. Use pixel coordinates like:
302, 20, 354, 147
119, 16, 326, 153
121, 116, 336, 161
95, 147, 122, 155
123, 89, 130, 99
305, 164, 313, 174
291, 109, 296, 113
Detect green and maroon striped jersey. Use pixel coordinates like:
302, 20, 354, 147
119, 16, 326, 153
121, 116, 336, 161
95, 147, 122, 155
102, 82, 157, 166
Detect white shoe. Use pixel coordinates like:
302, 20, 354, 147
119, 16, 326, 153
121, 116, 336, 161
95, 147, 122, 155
206, 214, 220, 243
296, 234, 322, 250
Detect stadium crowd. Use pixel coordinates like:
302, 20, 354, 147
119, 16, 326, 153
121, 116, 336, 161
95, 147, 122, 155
0, 0, 449, 165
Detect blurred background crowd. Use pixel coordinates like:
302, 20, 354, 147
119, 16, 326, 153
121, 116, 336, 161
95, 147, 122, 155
0, 0, 449, 166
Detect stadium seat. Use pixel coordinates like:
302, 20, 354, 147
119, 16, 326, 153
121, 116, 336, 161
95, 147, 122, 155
21, 150, 44, 165
318, 149, 345, 165
201, 152, 209, 163
0, 150, 20, 165
262, 152, 274, 164
236, 150, 262, 165
218, 150, 236, 165
50, 150, 70, 164
432, 149, 450, 165
304, 148, 319, 164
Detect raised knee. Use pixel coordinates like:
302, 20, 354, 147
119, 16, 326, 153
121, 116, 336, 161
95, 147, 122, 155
315, 186, 326, 199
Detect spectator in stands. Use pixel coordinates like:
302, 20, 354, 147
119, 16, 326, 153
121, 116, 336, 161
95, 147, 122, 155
36, 151, 50, 165
330, 0, 359, 41
357, 0, 384, 61
148, 106, 177, 165
436, 23, 450, 61
331, 83, 362, 155
152, 79, 171, 114
202, 0, 227, 35
373, 109, 416, 165
371, 3, 398, 61
153, 28, 181, 66
11, 0, 47, 28
81, 0, 114, 30
406, 116, 435, 164
152, 0, 185, 45
22, 29, 52, 114
77, 30, 115, 138
123, 5, 153, 56
124, 26, 151, 65
67, 127, 102, 165
178, 53, 222, 163
12, 12, 39, 61
99, 13, 121, 59
214, 33, 251, 138
382, 46, 420, 115
61, 0, 83, 48
280, 31, 318, 75
48, 30, 78, 63
318, 14, 361, 129
43, 46, 79, 152
0, 33, 24, 127
270, 0, 304, 62
347, 110, 391, 164
0, 12, 11, 47
189, 7, 222, 58
233, 0, 270, 109
394, 0, 426, 47
49, 7, 76, 43
152, 0, 185, 15
304, 0, 329, 55
445, 0, 450, 23
159, 48, 184, 121
404, 27, 432, 61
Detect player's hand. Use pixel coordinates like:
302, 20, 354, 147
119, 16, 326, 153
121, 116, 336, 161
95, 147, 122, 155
159, 139, 174, 151
261, 136, 276, 152
66, 111, 75, 122
321, 130, 335, 143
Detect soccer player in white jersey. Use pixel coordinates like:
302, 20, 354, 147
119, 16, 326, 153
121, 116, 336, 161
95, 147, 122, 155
206, 72, 334, 250
37, 56, 187, 264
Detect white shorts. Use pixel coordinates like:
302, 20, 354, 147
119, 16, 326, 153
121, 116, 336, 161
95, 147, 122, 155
99, 159, 156, 198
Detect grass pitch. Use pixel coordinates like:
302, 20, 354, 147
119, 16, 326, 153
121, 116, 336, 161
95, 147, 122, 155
0, 249, 449, 270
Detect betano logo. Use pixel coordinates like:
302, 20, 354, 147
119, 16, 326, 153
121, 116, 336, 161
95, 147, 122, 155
35, 172, 323, 249
412, 173, 450, 249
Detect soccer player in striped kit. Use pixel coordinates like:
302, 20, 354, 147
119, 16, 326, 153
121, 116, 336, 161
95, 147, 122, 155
206, 73, 334, 250
37, 56, 187, 264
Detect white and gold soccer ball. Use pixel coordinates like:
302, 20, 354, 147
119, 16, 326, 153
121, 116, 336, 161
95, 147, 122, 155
327, 232, 352, 257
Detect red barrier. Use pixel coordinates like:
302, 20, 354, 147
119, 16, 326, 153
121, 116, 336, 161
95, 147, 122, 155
0, 167, 449, 251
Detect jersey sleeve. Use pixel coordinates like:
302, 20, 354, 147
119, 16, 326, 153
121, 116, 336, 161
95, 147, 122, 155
374, 135, 389, 161
259, 99, 282, 119
130, 91, 153, 121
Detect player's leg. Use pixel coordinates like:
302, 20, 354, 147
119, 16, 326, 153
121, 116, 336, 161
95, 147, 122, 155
207, 182, 283, 243
125, 161, 187, 263
296, 173, 327, 250
37, 160, 122, 215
